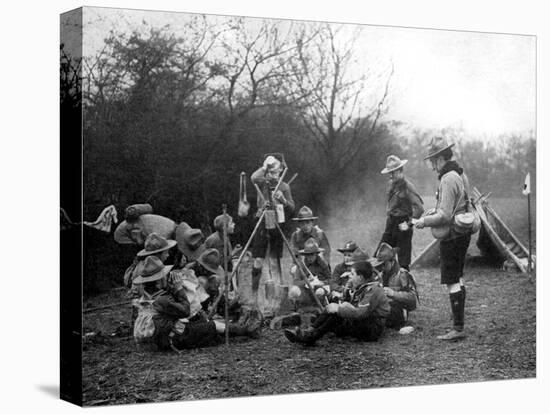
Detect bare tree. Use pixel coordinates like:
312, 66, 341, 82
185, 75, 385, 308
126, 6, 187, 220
197, 18, 319, 170
288, 23, 394, 182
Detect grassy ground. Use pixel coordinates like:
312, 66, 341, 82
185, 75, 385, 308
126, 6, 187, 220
81, 196, 536, 406
82, 262, 536, 406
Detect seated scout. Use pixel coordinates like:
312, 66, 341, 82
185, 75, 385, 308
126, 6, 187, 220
175, 225, 207, 266
132, 255, 261, 352
290, 206, 331, 266
124, 232, 177, 298
289, 238, 332, 309
284, 250, 390, 346
372, 242, 418, 329
329, 240, 360, 301
205, 213, 237, 273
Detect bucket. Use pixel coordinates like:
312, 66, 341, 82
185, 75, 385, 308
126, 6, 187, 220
275, 204, 285, 223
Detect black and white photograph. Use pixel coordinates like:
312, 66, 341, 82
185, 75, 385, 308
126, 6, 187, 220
57, 4, 540, 407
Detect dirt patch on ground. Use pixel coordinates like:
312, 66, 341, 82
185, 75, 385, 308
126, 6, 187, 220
82, 263, 536, 406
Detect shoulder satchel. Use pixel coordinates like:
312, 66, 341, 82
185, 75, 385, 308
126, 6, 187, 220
452, 175, 481, 235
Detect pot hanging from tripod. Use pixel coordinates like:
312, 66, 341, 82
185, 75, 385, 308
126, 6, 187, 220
238, 172, 250, 218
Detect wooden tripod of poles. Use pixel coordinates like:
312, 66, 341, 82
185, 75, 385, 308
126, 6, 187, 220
208, 169, 322, 321
208, 207, 325, 320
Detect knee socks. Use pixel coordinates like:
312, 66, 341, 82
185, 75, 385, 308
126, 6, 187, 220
449, 290, 465, 331
251, 267, 262, 293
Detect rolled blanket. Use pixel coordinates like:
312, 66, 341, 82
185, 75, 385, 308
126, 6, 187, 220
125, 203, 153, 222
114, 214, 177, 245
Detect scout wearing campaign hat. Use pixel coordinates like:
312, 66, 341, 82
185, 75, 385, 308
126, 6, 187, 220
380, 155, 408, 174
423, 136, 455, 160
370, 242, 399, 267
347, 248, 370, 265
197, 248, 224, 278
137, 232, 177, 257
298, 238, 324, 255
176, 226, 206, 261
337, 240, 358, 253
292, 206, 318, 221
133, 255, 174, 285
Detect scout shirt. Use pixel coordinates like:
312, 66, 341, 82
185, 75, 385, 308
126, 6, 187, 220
381, 260, 418, 311
423, 162, 470, 231
290, 226, 331, 265
337, 281, 391, 320
386, 178, 424, 220
250, 167, 295, 215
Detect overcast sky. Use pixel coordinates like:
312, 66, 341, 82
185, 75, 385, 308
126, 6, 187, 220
75, 7, 536, 140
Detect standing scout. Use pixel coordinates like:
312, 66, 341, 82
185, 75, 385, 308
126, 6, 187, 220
250, 155, 295, 305
290, 206, 331, 266
415, 137, 472, 341
378, 155, 424, 270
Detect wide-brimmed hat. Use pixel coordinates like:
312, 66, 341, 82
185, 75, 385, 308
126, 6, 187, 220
348, 247, 370, 265
133, 256, 174, 284
197, 248, 224, 277
176, 225, 206, 261
370, 242, 399, 267
292, 206, 318, 221
424, 136, 455, 160
298, 238, 324, 255
136, 232, 177, 257
381, 155, 408, 174
337, 240, 358, 253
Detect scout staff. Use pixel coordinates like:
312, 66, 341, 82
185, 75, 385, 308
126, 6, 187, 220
378, 155, 424, 270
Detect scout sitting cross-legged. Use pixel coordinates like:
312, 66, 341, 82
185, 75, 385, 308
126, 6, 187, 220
284, 249, 390, 346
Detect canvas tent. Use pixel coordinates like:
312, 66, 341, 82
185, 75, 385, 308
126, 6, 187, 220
411, 187, 535, 273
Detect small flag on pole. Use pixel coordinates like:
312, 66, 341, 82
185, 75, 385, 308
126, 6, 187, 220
522, 173, 531, 196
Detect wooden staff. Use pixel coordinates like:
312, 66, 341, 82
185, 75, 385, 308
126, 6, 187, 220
222, 204, 230, 345
274, 221, 324, 311
527, 191, 532, 273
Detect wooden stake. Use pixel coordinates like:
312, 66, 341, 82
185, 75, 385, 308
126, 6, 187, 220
222, 204, 230, 345
527, 193, 533, 275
